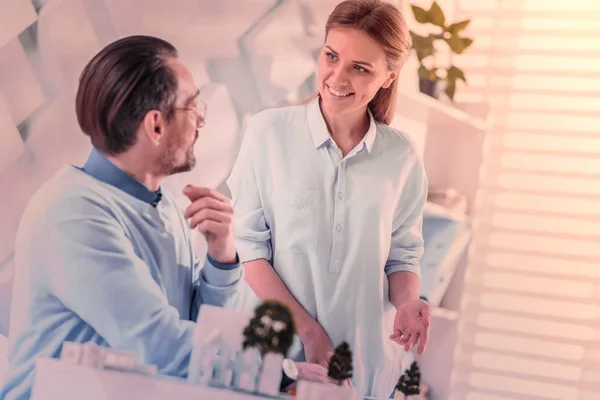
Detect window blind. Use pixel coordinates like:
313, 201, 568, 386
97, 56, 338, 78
433, 0, 600, 399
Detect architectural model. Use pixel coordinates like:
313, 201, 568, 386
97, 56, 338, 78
51, 302, 362, 399
189, 301, 362, 399
60, 341, 157, 376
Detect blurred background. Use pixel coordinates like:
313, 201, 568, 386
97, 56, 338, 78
0, 0, 599, 399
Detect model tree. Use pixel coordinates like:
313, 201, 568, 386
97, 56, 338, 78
327, 342, 353, 382
396, 361, 421, 398
242, 300, 296, 356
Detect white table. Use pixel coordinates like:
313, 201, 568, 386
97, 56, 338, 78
31, 358, 276, 400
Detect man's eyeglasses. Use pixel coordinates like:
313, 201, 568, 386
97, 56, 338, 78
173, 100, 207, 127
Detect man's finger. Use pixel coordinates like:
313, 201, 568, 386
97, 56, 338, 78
195, 219, 229, 236
184, 197, 233, 218
183, 185, 229, 203
189, 209, 232, 228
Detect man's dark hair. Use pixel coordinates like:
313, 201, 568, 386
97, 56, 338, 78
75, 35, 179, 154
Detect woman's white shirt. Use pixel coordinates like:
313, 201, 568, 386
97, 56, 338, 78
227, 96, 428, 398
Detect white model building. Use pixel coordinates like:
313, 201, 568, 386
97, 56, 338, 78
60, 341, 156, 376
256, 352, 283, 397
195, 334, 284, 397
236, 348, 261, 392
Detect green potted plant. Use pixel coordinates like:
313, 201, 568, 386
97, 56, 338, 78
409, 1, 474, 101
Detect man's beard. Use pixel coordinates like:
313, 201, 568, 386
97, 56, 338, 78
170, 146, 196, 175
157, 140, 196, 176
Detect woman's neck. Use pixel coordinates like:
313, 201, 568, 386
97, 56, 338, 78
320, 100, 370, 157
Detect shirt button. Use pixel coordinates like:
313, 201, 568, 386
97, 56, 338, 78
336, 224, 342, 232
337, 192, 344, 199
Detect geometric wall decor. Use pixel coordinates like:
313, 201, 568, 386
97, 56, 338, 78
0, 97, 25, 176
0, 0, 37, 49
37, 0, 101, 94
0, 38, 46, 126
242, 0, 317, 107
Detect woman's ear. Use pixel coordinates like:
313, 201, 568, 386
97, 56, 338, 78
382, 70, 399, 89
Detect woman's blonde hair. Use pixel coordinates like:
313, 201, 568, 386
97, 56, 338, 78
300, 0, 411, 125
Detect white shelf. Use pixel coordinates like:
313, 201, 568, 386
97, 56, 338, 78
394, 89, 489, 216
398, 89, 490, 133
423, 223, 473, 308
392, 87, 490, 400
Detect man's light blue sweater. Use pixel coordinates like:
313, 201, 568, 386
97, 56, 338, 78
0, 149, 242, 400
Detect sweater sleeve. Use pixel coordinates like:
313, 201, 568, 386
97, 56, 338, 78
45, 195, 195, 377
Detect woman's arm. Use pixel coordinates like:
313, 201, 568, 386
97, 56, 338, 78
243, 258, 318, 338
243, 258, 334, 365
389, 270, 420, 309
386, 150, 431, 354
385, 149, 428, 298
227, 117, 333, 365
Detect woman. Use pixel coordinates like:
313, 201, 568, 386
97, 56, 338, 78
227, 0, 431, 397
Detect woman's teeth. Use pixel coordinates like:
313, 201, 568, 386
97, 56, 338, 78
328, 85, 352, 97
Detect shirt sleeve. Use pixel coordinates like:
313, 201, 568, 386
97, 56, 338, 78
190, 253, 243, 321
226, 117, 273, 263
385, 151, 428, 278
46, 197, 195, 377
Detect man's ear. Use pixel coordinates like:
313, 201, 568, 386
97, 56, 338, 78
141, 110, 165, 146
382, 70, 399, 89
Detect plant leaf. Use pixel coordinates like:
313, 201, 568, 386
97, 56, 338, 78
447, 19, 470, 34
428, 1, 446, 28
461, 38, 474, 52
445, 80, 456, 101
444, 35, 465, 54
447, 65, 466, 83
411, 5, 429, 23
410, 31, 435, 60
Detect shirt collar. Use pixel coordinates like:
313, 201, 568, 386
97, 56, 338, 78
306, 95, 377, 153
82, 148, 163, 207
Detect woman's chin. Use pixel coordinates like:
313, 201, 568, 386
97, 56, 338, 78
320, 94, 356, 115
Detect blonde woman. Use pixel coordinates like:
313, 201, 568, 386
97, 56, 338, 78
228, 0, 431, 397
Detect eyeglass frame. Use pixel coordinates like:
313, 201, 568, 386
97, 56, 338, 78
171, 98, 207, 127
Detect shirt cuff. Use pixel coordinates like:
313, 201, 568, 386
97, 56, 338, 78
237, 240, 272, 264
202, 254, 242, 287
384, 263, 422, 281
206, 253, 240, 270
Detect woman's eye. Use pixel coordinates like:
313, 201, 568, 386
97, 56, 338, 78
326, 52, 337, 62
354, 65, 368, 73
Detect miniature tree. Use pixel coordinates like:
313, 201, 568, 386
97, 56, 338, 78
396, 361, 421, 398
327, 342, 353, 382
242, 300, 296, 357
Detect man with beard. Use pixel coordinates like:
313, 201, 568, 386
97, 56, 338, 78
0, 36, 242, 400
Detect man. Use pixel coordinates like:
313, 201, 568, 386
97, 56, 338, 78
0, 35, 341, 400
1, 35, 240, 400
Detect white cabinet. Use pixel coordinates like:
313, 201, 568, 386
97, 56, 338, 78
392, 88, 490, 400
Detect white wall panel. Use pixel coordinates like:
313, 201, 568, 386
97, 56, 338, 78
0, 0, 37, 49
0, 38, 46, 125
37, 0, 101, 94
0, 97, 24, 177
